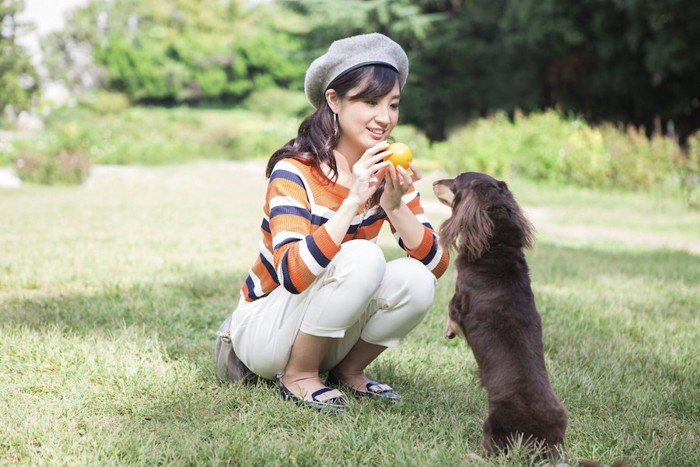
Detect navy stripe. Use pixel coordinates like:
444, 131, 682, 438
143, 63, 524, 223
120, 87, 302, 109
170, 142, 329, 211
422, 221, 434, 230
281, 250, 300, 294
261, 218, 270, 233
244, 276, 258, 300
270, 169, 304, 188
347, 223, 360, 234
260, 253, 279, 284
275, 237, 300, 249
270, 205, 311, 221
305, 236, 330, 268
362, 212, 386, 226
310, 214, 327, 226
420, 236, 439, 266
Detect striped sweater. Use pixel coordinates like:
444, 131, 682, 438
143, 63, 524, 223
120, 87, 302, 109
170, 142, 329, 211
240, 157, 450, 302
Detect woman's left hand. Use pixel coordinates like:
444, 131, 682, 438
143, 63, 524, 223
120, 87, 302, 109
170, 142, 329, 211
380, 162, 421, 211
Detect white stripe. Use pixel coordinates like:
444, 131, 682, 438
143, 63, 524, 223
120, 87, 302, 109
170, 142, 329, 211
402, 191, 419, 204
425, 239, 444, 271
269, 195, 306, 210
415, 213, 430, 225
276, 262, 287, 289
258, 240, 274, 265
273, 231, 304, 249
248, 269, 264, 297
274, 160, 316, 207
310, 204, 335, 222
298, 239, 325, 276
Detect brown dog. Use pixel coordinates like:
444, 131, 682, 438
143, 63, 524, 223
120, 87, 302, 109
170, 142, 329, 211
433, 172, 568, 457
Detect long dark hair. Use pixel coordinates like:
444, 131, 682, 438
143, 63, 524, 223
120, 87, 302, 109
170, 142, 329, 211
265, 65, 400, 186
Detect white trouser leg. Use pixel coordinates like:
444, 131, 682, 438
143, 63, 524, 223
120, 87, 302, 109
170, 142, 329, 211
320, 256, 436, 371
230, 240, 436, 380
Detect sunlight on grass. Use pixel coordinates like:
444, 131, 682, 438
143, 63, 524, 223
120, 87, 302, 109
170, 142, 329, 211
1, 162, 698, 465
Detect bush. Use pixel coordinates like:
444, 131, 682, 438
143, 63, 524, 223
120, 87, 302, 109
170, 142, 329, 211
13, 125, 92, 185
677, 131, 700, 209
225, 116, 300, 159
430, 112, 517, 177
79, 91, 131, 115
432, 109, 687, 194
243, 87, 311, 118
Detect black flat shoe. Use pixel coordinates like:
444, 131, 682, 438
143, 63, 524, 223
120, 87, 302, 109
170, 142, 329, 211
327, 372, 402, 402
278, 377, 348, 413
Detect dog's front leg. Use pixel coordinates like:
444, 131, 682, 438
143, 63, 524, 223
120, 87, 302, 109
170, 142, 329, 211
445, 295, 463, 339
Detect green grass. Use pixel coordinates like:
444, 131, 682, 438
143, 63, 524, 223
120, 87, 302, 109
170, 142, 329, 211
1, 162, 699, 466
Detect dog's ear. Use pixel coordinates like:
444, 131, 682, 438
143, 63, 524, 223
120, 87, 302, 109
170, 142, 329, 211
439, 179, 494, 260
462, 180, 495, 260
432, 179, 455, 206
498, 181, 535, 250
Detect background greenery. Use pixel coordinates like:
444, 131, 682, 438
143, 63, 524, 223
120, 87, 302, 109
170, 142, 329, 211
4, 0, 700, 141
2, 0, 699, 204
1, 2, 699, 464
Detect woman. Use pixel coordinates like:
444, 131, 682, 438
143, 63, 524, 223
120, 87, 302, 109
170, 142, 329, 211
215, 33, 449, 412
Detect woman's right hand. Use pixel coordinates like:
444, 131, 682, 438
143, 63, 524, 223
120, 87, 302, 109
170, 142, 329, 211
347, 141, 392, 207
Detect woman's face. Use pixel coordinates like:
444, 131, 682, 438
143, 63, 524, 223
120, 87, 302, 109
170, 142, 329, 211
331, 79, 401, 157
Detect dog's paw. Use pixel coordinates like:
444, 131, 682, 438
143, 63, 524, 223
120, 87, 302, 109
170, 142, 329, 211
444, 318, 460, 339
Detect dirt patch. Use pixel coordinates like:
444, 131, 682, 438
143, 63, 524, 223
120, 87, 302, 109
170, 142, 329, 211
88, 161, 700, 256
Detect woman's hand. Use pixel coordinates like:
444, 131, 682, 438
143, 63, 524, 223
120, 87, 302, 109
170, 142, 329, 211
380, 161, 421, 211
347, 142, 391, 207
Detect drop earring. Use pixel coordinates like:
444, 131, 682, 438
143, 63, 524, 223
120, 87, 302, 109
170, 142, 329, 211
333, 113, 339, 137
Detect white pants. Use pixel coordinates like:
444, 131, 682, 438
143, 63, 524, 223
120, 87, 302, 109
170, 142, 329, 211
229, 240, 437, 380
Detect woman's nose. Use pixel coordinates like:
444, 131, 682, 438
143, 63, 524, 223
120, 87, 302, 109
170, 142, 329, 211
375, 105, 391, 124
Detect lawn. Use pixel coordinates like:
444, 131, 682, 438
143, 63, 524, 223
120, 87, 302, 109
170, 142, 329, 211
1, 161, 698, 466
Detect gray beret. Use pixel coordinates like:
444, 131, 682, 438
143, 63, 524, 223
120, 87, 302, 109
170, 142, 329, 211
304, 33, 409, 108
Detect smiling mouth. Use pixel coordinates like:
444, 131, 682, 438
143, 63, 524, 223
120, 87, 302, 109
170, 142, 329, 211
368, 128, 386, 136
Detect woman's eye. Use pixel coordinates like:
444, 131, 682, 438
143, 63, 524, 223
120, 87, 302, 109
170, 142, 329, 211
391, 103, 400, 110
366, 100, 378, 106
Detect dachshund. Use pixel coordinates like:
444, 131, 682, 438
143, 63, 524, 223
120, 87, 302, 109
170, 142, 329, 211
433, 172, 568, 458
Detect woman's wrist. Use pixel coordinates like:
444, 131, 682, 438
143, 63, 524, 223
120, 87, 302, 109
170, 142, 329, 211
380, 198, 402, 213
343, 195, 364, 211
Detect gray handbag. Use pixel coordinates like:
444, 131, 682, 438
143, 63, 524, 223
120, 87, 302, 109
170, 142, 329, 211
215, 315, 254, 381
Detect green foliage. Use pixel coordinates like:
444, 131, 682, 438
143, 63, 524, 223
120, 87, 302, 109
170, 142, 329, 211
284, 0, 700, 144
12, 122, 91, 185
0, 0, 39, 120
78, 91, 131, 114
4, 105, 311, 179
432, 110, 694, 196
243, 87, 311, 118
679, 133, 700, 208
49, 0, 308, 105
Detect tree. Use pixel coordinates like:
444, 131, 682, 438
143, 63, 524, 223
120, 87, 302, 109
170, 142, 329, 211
284, 0, 700, 143
502, 0, 700, 144
0, 0, 38, 120
42, 0, 307, 105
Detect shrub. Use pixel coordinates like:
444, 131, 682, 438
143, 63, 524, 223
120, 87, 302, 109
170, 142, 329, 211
243, 87, 311, 119
225, 116, 299, 159
79, 91, 131, 115
676, 131, 700, 209
431, 112, 514, 177
432, 109, 688, 195
13, 129, 91, 185
603, 125, 677, 190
